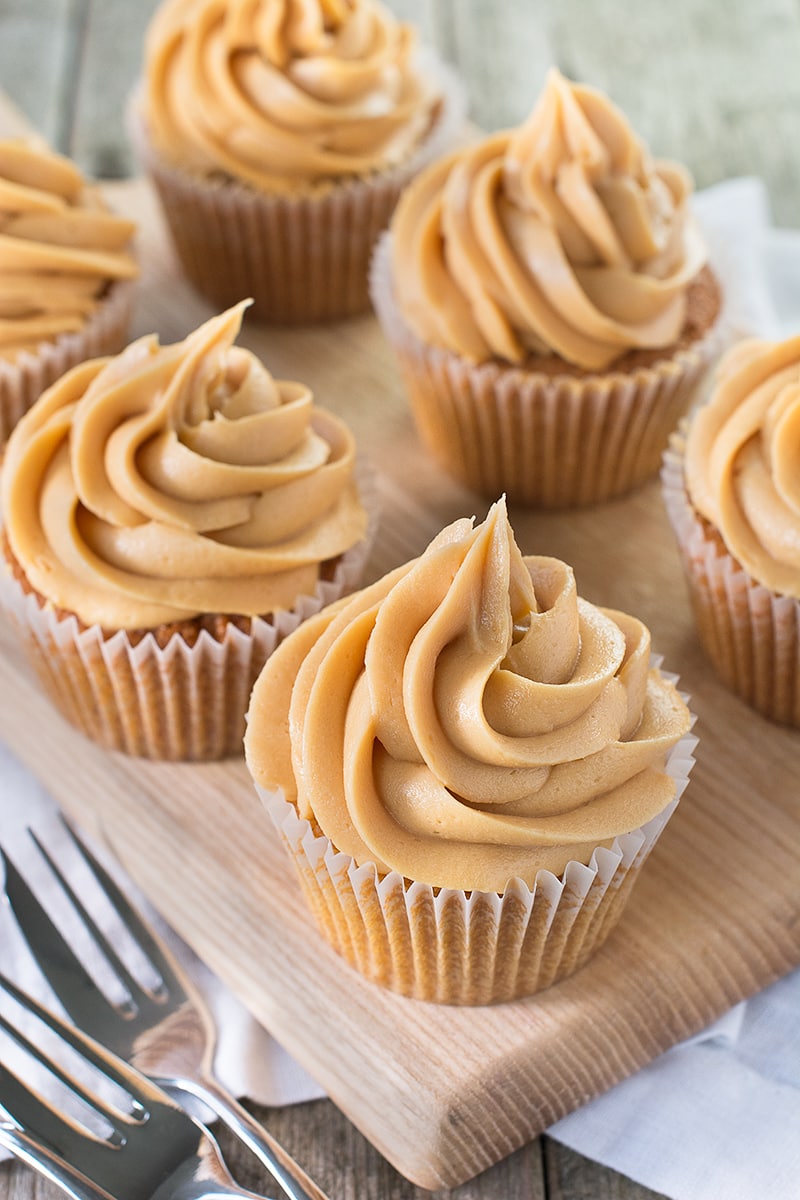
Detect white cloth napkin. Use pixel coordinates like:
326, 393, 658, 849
2, 178, 799, 1199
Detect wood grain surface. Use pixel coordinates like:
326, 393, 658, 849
0, 172, 798, 1191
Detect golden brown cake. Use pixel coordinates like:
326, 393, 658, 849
372, 68, 723, 507
663, 335, 800, 726
132, 0, 464, 323
0, 301, 376, 759
0, 137, 138, 443
245, 498, 694, 1004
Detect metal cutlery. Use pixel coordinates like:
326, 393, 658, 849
0, 968, 278, 1200
0, 825, 328, 1200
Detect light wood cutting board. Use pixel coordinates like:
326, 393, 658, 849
1, 166, 799, 1189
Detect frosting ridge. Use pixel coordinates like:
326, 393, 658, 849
0, 139, 137, 362
2, 301, 367, 628
246, 498, 689, 890
685, 335, 800, 598
391, 68, 707, 369
143, 0, 441, 190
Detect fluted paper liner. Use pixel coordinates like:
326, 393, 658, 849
130, 54, 466, 324
371, 234, 724, 508
0, 462, 379, 761
0, 279, 135, 445
257, 679, 696, 1005
663, 426, 800, 726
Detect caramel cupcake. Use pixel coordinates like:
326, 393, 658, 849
245, 499, 694, 1004
663, 336, 800, 726
132, 0, 464, 323
0, 138, 138, 444
0, 301, 375, 759
372, 68, 723, 508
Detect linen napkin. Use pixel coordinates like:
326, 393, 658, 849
2, 179, 799, 1200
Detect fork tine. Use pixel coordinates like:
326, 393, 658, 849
28, 833, 144, 1002
0, 847, 131, 1032
0, 970, 161, 1113
2, 832, 330, 1200
0, 980, 175, 1198
0, 998, 136, 1134
53, 819, 183, 995
0, 1059, 124, 1151
29, 825, 177, 1002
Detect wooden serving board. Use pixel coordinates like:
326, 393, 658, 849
2, 171, 800, 1190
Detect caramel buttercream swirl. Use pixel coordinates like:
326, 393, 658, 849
143, 0, 441, 191
0, 138, 137, 363
246, 499, 689, 891
685, 336, 800, 599
2, 302, 367, 628
391, 67, 707, 370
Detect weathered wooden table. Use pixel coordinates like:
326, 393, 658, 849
2, 2, 797, 1197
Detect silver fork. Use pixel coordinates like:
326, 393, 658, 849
0, 825, 328, 1200
0, 968, 276, 1200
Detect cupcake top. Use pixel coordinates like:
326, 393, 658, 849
142, 0, 442, 193
246, 498, 690, 891
0, 139, 138, 363
685, 336, 800, 599
2, 301, 367, 629
390, 67, 709, 371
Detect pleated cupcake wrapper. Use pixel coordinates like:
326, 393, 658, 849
1, 459, 380, 760
129, 54, 466, 325
371, 234, 725, 508
662, 426, 800, 726
0, 279, 135, 445
258, 684, 696, 1005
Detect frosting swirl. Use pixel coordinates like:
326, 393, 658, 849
246, 499, 689, 891
2, 302, 367, 628
143, 0, 441, 191
391, 67, 707, 370
0, 139, 137, 363
685, 336, 800, 598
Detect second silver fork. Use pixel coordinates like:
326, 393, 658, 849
0, 823, 328, 1200
0, 969, 279, 1200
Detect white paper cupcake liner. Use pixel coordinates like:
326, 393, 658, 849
371, 233, 726, 508
0, 279, 135, 446
257, 672, 696, 1005
0, 459, 380, 760
129, 54, 466, 325
663, 426, 800, 726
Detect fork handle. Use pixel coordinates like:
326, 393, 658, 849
156, 1075, 331, 1200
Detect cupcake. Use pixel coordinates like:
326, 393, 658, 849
663, 336, 800, 726
132, 0, 464, 324
0, 137, 138, 444
0, 301, 375, 760
245, 498, 694, 1004
372, 68, 723, 508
